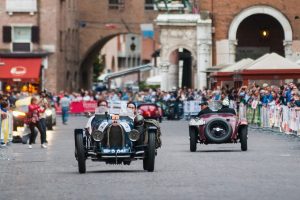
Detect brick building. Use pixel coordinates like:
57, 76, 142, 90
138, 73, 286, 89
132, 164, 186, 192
1, 0, 299, 92
0, 0, 79, 94
156, 0, 300, 91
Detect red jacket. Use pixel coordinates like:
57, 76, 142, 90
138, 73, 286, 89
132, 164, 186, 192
28, 104, 45, 123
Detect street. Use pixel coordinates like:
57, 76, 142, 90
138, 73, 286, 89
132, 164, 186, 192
1, 117, 300, 200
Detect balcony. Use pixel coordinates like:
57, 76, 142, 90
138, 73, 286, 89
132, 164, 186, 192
6, 0, 37, 15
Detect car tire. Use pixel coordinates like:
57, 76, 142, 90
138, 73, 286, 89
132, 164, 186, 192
145, 132, 156, 172
189, 127, 197, 152
239, 126, 248, 151
143, 158, 148, 170
204, 118, 232, 143
75, 129, 86, 174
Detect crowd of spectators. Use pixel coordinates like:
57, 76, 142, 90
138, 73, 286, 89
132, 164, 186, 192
1, 81, 300, 110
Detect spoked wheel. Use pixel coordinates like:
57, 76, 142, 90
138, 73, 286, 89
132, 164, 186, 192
75, 129, 86, 173
189, 127, 197, 152
144, 132, 156, 172
239, 126, 248, 151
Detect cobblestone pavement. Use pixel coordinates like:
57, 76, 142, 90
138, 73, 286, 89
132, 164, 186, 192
1, 117, 300, 200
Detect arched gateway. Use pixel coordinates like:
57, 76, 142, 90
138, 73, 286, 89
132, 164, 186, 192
156, 14, 212, 91
227, 5, 293, 63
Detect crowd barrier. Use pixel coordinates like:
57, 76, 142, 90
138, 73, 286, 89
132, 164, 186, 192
0, 111, 13, 144
56, 100, 129, 114
240, 102, 300, 136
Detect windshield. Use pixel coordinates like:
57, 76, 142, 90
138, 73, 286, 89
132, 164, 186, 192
208, 101, 222, 112
94, 106, 135, 118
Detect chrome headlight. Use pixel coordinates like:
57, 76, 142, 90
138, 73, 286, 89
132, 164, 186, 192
92, 130, 105, 142
128, 129, 140, 142
45, 110, 52, 116
13, 111, 26, 117
189, 118, 206, 126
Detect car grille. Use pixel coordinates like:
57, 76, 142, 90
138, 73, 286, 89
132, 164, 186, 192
106, 124, 125, 148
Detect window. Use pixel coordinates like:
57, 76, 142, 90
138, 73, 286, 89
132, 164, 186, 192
13, 27, 31, 43
12, 26, 32, 52
108, 0, 124, 10
6, 0, 37, 14
145, 0, 154, 10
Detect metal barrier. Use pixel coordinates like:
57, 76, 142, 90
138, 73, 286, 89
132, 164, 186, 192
1, 111, 13, 144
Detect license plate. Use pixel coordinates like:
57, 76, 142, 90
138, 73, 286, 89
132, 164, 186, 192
102, 148, 130, 154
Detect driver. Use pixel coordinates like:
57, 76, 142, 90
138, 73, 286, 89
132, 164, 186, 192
95, 100, 109, 114
218, 98, 236, 115
85, 100, 109, 133
197, 101, 213, 117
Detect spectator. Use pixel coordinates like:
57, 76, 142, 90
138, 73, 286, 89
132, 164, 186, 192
28, 97, 47, 149
60, 93, 71, 125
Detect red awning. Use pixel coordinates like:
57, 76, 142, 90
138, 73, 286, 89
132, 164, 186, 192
0, 58, 42, 81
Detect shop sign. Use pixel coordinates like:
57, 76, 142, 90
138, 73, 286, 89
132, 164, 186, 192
10, 66, 27, 76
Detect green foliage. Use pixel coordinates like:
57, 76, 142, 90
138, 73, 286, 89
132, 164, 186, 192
93, 57, 104, 82
139, 81, 160, 91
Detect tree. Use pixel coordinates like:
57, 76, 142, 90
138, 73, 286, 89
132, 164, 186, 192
93, 57, 105, 82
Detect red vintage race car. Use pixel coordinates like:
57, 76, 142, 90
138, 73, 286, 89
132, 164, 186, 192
137, 103, 162, 123
189, 102, 248, 152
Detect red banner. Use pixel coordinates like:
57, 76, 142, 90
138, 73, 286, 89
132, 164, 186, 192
56, 101, 98, 114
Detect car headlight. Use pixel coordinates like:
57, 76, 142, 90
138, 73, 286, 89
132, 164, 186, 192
92, 130, 105, 142
12, 111, 26, 117
128, 129, 140, 141
189, 118, 206, 126
45, 110, 52, 116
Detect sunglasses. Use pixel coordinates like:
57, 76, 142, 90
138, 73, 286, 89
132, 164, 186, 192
100, 104, 107, 106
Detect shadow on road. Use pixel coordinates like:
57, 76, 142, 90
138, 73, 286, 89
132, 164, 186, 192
86, 169, 146, 174
195, 149, 242, 153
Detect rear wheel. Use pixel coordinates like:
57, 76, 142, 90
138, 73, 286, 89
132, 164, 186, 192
144, 132, 156, 172
240, 126, 248, 151
204, 118, 232, 143
189, 127, 197, 152
75, 130, 86, 173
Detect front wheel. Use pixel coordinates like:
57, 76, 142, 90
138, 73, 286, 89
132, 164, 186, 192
75, 130, 86, 173
189, 127, 197, 152
239, 126, 248, 151
145, 132, 156, 172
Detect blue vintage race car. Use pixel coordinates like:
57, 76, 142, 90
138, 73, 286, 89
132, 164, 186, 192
74, 111, 159, 173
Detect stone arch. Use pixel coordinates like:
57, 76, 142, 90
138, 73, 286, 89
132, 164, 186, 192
228, 5, 292, 41
166, 44, 197, 67
227, 5, 293, 63
79, 33, 124, 89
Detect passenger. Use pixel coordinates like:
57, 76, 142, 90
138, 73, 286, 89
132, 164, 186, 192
218, 98, 236, 115
86, 100, 109, 133
197, 101, 213, 118
126, 101, 137, 117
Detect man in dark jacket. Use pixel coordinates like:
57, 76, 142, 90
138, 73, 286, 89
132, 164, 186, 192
197, 101, 213, 117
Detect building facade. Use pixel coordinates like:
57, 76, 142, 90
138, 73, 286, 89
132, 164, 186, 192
156, 0, 300, 91
0, 0, 79, 94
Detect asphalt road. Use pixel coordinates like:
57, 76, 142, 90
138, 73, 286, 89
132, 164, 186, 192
1, 116, 300, 200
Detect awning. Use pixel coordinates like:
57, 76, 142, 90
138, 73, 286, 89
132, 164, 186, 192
146, 75, 161, 85
0, 58, 42, 81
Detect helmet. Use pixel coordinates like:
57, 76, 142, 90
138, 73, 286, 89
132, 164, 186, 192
222, 98, 230, 107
